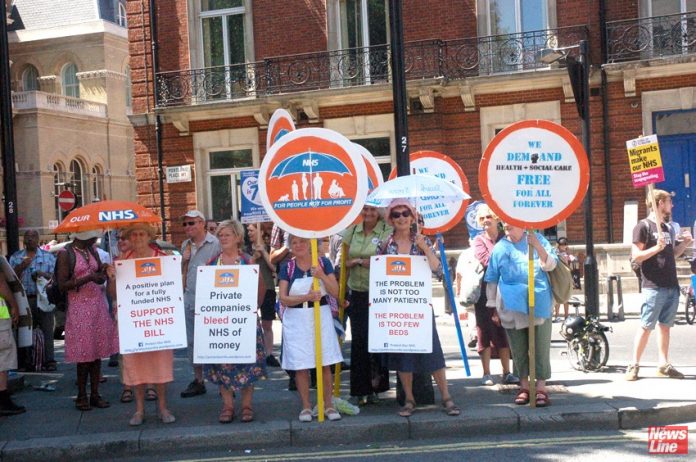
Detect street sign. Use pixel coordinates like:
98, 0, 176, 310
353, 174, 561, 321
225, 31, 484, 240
166, 165, 192, 183
258, 127, 368, 238
626, 134, 664, 188
58, 190, 76, 212
479, 120, 589, 229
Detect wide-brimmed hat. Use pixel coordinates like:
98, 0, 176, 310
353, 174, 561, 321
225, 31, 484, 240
71, 230, 102, 241
385, 198, 417, 226
121, 223, 157, 239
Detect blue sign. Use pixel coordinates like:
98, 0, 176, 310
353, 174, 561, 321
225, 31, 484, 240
240, 170, 270, 224
465, 200, 484, 240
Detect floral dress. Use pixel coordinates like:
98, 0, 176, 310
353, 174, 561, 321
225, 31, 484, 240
204, 253, 268, 391
377, 235, 446, 373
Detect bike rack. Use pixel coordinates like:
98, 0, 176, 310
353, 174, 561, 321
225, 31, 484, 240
606, 275, 625, 322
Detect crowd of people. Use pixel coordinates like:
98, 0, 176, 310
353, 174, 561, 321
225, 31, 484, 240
0, 188, 689, 421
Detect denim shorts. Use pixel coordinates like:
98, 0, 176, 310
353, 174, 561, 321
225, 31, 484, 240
640, 287, 680, 329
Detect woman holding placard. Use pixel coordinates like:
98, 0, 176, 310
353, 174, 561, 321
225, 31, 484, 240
377, 198, 460, 418
483, 224, 557, 407
341, 205, 392, 405
278, 235, 343, 422
108, 224, 175, 426
206, 219, 268, 424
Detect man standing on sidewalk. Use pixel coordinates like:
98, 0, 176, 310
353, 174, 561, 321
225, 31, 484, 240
626, 189, 692, 381
9, 230, 56, 371
180, 210, 220, 397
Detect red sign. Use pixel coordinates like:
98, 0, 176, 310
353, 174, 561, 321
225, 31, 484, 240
648, 426, 688, 454
266, 109, 295, 149
58, 190, 76, 212
258, 128, 368, 238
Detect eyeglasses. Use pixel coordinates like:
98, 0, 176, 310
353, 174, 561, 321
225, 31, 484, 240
183, 221, 198, 227
390, 209, 412, 219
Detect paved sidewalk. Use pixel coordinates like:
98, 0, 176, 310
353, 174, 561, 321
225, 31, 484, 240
1, 293, 695, 461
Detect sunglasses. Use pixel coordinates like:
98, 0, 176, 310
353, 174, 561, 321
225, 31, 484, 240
390, 209, 412, 219
182, 221, 198, 227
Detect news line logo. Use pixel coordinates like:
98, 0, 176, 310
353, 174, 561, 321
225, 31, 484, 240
648, 426, 688, 454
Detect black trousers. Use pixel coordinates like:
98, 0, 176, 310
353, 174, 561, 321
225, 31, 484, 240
348, 291, 389, 397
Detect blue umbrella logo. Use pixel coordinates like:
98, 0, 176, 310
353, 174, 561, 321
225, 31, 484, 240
270, 151, 352, 178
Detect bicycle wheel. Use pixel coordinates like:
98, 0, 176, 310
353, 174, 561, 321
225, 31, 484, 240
685, 296, 696, 325
583, 331, 609, 371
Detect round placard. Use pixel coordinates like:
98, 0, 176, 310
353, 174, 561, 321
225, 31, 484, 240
266, 109, 296, 149
258, 128, 368, 238
388, 150, 470, 235
479, 120, 589, 229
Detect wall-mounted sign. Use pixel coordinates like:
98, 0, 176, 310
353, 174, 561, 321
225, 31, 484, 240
166, 165, 192, 183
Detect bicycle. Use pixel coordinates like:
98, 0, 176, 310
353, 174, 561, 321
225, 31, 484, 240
680, 272, 696, 325
560, 297, 612, 372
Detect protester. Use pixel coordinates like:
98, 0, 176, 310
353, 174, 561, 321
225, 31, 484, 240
10, 230, 56, 371
626, 189, 692, 381
341, 205, 392, 405
246, 222, 280, 367
56, 230, 117, 411
553, 237, 575, 321
278, 235, 343, 422
377, 198, 460, 418
107, 224, 175, 425
180, 210, 220, 398
471, 205, 518, 387
113, 233, 135, 404
484, 223, 557, 407
0, 270, 25, 415
206, 219, 268, 423
206, 220, 218, 235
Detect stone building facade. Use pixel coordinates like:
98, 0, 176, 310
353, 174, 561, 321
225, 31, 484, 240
128, 0, 696, 247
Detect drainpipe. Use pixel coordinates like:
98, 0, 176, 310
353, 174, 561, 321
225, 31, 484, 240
149, 0, 167, 239
599, 0, 613, 242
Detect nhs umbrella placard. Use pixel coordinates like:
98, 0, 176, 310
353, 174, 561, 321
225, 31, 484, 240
266, 108, 295, 149
353, 143, 384, 195
388, 150, 470, 234
368, 255, 433, 353
115, 256, 186, 354
240, 170, 270, 224
194, 265, 259, 364
479, 120, 589, 229
259, 128, 368, 238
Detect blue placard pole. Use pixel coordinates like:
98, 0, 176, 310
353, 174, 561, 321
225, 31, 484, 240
436, 233, 470, 376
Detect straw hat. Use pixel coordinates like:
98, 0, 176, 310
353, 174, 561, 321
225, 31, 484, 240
121, 223, 157, 240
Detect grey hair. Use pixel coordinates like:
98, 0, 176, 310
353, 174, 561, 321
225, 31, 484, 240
216, 219, 245, 239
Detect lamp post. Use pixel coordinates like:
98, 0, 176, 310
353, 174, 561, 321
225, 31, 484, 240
540, 39, 599, 318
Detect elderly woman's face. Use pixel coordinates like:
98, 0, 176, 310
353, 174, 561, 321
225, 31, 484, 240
361, 206, 380, 225
128, 229, 150, 249
290, 236, 310, 257
503, 223, 525, 242
389, 206, 414, 230
217, 226, 241, 249
478, 211, 498, 230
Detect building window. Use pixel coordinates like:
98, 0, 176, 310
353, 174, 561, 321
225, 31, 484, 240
125, 66, 132, 109
22, 65, 39, 91
642, 0, 696, 17
117, 1, 127, 27
207, 148, 253, 221
352, 137, 392, 180
53, 163, 66, 220
62, 63, 80, 98
70, 159, 85, 207
92, 165, 104, 201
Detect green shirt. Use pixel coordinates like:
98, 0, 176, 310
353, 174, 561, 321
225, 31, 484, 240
341, 219, 392, 292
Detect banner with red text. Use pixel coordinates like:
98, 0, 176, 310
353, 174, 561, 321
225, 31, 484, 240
368, 255, 433, 353
193, 265, 259, 364
115, 255, 186, 354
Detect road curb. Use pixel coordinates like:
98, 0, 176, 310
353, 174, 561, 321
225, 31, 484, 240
619, 402, 696, 429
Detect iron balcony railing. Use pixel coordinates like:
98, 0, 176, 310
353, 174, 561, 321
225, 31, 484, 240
155, 26, 588, 108
607, 11, 696, 63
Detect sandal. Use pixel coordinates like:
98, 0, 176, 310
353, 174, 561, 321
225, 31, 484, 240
219, 407, 235, 424
535, 390, 551, 408
325, 407, 341, 421
399, 399, 416, 417
514, 388, 530, 405
145, 388, 158, 401
442, 398, 460, 416
298, 408, 312, 422
241, 406, 254, 423
120, 389, 134, 403
75, 395, 92, 411
90, 394, 110, 409
129, 411, 144, 426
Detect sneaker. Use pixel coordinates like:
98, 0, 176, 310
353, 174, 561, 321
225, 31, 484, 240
502, 373, 520, 384
657, 363, 684, 379
625, 364, 639, 381
180, 379, 206, 398
481, 374, 494, 386
265, 355, 280, 367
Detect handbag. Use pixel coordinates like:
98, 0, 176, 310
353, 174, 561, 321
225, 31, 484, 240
548, 259, 573, 304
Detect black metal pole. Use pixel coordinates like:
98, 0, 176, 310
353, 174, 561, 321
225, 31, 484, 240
389, 0, 410, 177
0, 1, 19, 255
149, 0, 167, 239
580, 40, 599, 317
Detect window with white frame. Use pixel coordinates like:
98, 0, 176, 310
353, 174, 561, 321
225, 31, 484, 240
62, 63, 80, 98
117, 1, 127, 27
53, 163, 66, 220
92, 165, 104, 201
22, 65, 39, 91
207, 148, 253, 221
70, 159, 85, 207
642, 0, 696, 17
352, 137, 392, 180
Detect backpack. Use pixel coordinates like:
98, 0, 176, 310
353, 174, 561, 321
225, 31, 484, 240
455, 247, 484, 306
46, 243, 102, 311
